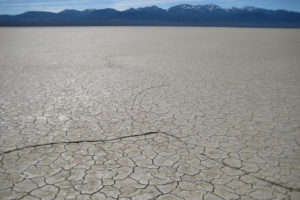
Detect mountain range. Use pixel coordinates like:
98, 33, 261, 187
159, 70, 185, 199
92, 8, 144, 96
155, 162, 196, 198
0, 4, 300, 27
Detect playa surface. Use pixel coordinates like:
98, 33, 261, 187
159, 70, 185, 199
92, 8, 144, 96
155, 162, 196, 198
0, 27, 299, 199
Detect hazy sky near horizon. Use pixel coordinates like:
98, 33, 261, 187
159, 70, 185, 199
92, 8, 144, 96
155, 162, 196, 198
0, 0, 300, 14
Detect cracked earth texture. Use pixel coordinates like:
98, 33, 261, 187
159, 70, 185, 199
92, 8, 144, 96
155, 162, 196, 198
0, 27, 299, 200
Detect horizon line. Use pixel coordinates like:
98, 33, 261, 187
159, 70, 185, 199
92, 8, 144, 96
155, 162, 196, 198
1, 3, 300, 16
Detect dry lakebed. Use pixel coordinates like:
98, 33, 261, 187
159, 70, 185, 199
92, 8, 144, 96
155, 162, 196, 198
0, 27, 300, 199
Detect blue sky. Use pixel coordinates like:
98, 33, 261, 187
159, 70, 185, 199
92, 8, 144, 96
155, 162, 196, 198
0, 0, 300, 15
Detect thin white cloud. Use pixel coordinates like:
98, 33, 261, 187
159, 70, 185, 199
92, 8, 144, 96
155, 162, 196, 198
0, 1, 73, 7
0, 0, 243, 14
0, 0, 115, 13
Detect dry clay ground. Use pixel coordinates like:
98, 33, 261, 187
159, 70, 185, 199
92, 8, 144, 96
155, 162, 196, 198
0, 27, 299, 200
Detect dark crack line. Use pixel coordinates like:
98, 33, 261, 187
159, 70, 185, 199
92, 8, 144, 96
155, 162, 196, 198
199, 152, 300, 192
160, 131, 182, 140
2, 130, 299, 193
131, 84, 169, 110
0, 131, 160, 155
254, 176, 300, 192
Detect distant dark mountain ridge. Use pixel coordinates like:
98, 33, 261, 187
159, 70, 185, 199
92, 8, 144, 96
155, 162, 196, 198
0, 4, 300, 27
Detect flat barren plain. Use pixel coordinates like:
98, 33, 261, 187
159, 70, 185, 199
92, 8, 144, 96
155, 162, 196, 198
0, 27, 299, 200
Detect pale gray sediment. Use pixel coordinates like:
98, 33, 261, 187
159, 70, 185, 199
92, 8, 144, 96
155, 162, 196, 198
0, 27, 300, 199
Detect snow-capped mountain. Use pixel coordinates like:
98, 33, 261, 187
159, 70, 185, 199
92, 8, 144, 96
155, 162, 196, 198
0, 4, 299, 27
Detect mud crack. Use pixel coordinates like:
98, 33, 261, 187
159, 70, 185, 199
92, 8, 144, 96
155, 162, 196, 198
0, 131, 160, 155
254, 176, 300, 192
131, 84, 169, 110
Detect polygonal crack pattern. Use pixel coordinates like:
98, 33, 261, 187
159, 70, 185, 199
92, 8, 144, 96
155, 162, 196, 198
1, 133, 298, 200
0, 27, 300, 199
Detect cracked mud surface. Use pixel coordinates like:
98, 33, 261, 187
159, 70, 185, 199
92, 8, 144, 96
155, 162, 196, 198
0, 27, 300, 199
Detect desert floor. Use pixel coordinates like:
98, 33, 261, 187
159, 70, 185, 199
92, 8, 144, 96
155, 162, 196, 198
0, 27, 300, 199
